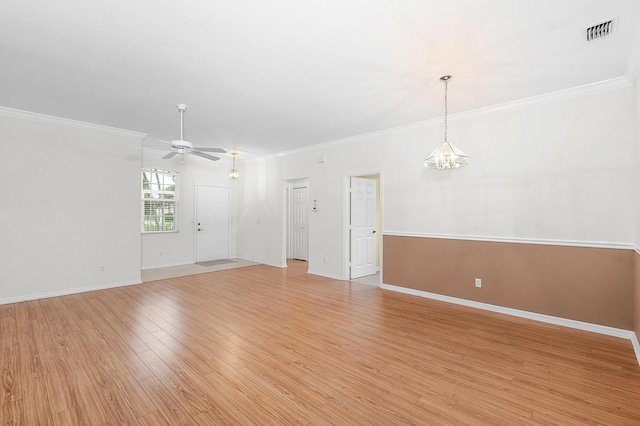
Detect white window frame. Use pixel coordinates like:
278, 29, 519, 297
141, 168, 179, 233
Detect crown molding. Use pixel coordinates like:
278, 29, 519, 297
0, 106, 147, 139
274, 77, 633, 158
447, 77, 631, 122
2, 73, 634, 156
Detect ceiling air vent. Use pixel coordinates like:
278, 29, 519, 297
586, 19, 615, 42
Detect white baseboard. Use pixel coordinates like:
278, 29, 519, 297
0, 279, 142, 305
631, 333, 640, 367
381, 283, 640, 367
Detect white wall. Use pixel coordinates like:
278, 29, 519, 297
141, 150, 238, 269
0, 110, 240, 302
2, 82, 633, 301
634, 74, 640, 337
636, 76, 640, 248
236, 155, 286, 267
0, 114, 142, 301
237, 86, 637, 279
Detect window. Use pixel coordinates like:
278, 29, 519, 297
142, 169, 178, 232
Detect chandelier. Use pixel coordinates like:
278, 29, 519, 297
229, 152, 239, 179
424, 75, 469, 169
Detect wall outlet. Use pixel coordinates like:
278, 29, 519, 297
475, 278, 482, 288
100, 266, 105, 273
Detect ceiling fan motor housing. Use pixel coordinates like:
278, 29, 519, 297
171, 140, 193, 150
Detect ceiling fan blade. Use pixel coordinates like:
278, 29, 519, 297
162, 151, 178, 159
192, 147, 227, 153
191, 151, 221, 161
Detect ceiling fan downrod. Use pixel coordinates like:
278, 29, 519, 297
177, 103, 187, 141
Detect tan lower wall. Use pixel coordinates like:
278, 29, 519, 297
383, 235, 634, 330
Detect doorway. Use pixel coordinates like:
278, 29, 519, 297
344, 172, 382, 281
286, 179, 309, 262
195, 185, 229, 262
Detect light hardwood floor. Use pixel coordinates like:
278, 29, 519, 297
2, 260, 640, 425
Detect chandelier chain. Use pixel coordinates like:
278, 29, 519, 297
444, 79, 448, 142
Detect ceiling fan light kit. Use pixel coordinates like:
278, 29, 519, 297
424, 75, 470, 170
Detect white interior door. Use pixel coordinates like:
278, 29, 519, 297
196, 185, 229, 262
291, 186, 308, 260
350, 177, 377, 279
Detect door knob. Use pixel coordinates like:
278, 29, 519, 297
372, 230, 377, 233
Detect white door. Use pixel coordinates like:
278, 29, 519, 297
196, 185, 229, 262
291, 186, 308, 260
350, 177, 377, 279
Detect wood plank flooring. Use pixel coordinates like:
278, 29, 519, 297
2, 260, 640, 425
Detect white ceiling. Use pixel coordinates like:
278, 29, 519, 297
2, 0, 640, 155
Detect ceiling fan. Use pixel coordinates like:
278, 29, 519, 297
144, 103, 226, 162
